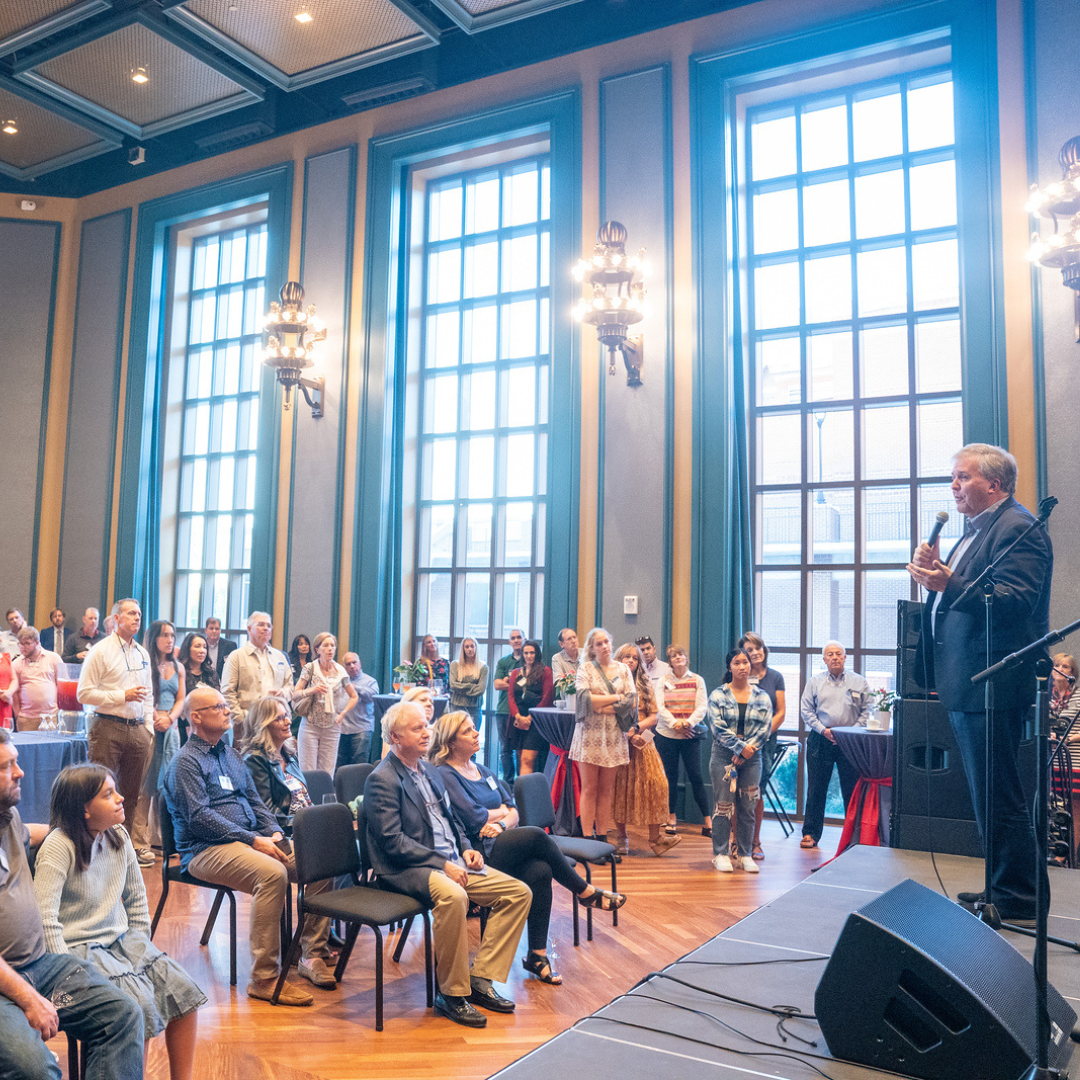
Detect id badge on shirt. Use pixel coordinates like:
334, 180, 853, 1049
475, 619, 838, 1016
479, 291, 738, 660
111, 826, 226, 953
485, 775, 498, 791
219, 775, 235, 791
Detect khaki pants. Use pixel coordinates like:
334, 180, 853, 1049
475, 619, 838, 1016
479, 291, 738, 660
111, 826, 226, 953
426, 866, 531, 997
87, 716, 153, 844
189, 841, 331, 983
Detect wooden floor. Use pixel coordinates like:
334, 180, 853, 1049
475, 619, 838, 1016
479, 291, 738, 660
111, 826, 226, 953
53, 820, 842, 1080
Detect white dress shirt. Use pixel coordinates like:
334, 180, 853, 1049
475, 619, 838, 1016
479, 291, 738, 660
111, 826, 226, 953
76, 633, 154, 727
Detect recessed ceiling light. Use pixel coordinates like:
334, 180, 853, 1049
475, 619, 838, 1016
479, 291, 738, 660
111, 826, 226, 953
131, 66, 148, 84
2, 121, 17, 135
295, 10, 313, 22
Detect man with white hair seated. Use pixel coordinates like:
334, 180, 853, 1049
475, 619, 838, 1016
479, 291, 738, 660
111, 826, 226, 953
798, 641, 870, 850
365, 701, 531, 1028
221, 612, 293, 742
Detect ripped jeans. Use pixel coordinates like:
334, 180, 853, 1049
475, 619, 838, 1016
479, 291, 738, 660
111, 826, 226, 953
709, 743, 761, 858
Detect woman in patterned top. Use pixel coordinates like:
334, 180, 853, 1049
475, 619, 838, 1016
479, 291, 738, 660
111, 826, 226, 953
293, 632, 358, 775
243, 695, 311, 834
418, 634, 450, 686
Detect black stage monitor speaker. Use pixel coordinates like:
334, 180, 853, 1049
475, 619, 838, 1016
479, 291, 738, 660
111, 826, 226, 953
896, 599, 934, 699
815, 879, 1076, 1080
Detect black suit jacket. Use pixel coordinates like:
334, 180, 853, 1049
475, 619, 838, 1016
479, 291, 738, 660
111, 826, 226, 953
919, 496, 1053, 714
213, 637, 238, 679
39, 627, 64, 654
364, 753, 473, 900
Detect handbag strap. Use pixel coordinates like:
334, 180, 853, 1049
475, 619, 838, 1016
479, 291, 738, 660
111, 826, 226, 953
592, 660, 618, 696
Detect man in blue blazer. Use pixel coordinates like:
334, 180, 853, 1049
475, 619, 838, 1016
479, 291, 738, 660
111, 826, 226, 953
909, 443, 1052, 925
365, 701, 530, 1027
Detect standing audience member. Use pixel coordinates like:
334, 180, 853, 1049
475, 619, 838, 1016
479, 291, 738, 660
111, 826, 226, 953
655, 646, 712, 839
448, 638, 487, 726
6, 627, 63, 731
508, 640, 554, 776
178, 633, 219, 747
493, 629, 525, 783
163, 685, 332, 1003
293, 632, 357, 775
243, 697, 315, 836
430, 711, 624, 986
39, 609, 66, 655
78, 599, 153, 855
612, 644, 679, 856
572, 627, 632, 841
739, 631, 786, 861
62, 607, 106, 664
34, 764, 205, 1080
551, 628, 581, 680
365, 701, 531, 1028
636, 636, 671, 685
1, 608, 26, 656
0, 729, 145, 1080
221, 612, 293, 741
288, 635, 313, 681
203, 617, 236, 680
337, 653, 379, 768
798, 641, 870, 850
708, 646, 771, 873
417, 634, 450, 685
130, 620, 185, 866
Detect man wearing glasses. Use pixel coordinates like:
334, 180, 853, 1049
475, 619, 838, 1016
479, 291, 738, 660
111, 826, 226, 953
221, 612, 293, 741
163, 686, 333, 1004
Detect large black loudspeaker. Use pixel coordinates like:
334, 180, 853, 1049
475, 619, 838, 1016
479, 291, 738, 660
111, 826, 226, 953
896, 599, 934, 699
815, 879, 1076, 1080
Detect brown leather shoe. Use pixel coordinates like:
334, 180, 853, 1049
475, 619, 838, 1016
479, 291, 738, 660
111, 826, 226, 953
298, 957, 337, 989
247, 978, 314, 1006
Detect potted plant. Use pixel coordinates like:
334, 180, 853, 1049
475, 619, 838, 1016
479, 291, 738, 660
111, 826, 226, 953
393, 658, 430, 690
554, 672, 577, 709
868, 688, 896, 731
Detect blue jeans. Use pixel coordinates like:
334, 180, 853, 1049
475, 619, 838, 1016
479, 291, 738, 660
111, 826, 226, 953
948, 707, 1045, 918
337, 731, 372, 768
802, 730, 858, 844
709, 743, 761, 857
0, 952, 144, 1080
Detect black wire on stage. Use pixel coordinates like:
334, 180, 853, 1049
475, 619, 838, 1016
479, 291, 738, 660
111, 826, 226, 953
626, 970, 817, 1021
677, 955, 830, 968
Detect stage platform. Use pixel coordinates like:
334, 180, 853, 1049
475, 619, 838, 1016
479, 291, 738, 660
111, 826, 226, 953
491, 847, 1080, 1079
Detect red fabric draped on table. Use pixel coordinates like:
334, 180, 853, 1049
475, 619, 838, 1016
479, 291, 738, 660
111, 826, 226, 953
834, 776, 892, 856
549, 747, 579, 819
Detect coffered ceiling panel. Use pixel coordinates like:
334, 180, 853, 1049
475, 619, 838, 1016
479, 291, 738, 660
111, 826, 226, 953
167, 0, 440, 90
429, 0, 584, 32
15, 15, 263, 138
0, 0, 110, 57
0, 80, 119, 180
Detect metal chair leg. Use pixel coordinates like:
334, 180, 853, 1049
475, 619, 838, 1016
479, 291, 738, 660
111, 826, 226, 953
373, 925, 384, 1032
392, 915, 415, 963
423, 913, 434, 1006
271, 914, 305, 1004
228, 892, 237, 987
200, 890, 225, 945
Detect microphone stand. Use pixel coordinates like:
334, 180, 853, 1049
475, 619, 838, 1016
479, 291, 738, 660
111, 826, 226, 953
950, 497, 1056, 934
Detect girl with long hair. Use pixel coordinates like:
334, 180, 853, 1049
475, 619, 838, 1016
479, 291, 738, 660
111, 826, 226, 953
288, 634, 313, 680
177, 633, 219, 746
448, 637, 487, 725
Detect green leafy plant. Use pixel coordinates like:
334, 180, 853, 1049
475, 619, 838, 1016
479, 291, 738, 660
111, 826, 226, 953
393, 658, 431, 683
554, 673, 577, 698
870, 688, 897, 713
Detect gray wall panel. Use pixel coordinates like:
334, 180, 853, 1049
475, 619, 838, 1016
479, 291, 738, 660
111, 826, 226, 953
598, 67, 672, 648
284, 145, 355, 645
57, 210, 130, 622
1034, 0, 1080, 631
0, 218, 60, 620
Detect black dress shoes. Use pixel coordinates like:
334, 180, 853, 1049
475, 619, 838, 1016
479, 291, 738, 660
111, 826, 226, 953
434, 991, 487, 1027
468, 984, 516, 1013
957, 890, 986, 905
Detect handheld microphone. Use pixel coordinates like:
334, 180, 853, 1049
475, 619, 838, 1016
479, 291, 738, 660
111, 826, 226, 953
926, 510, 949, 549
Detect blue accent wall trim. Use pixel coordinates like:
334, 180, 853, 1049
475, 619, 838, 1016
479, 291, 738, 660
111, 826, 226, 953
116, 164, 292, 616
355, 89, 581, 691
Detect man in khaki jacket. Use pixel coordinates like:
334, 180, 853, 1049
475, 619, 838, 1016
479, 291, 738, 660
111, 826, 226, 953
220, 612, 293, 741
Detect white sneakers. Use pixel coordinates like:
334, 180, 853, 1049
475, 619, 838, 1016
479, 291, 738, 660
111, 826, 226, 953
711, 853, 761, 873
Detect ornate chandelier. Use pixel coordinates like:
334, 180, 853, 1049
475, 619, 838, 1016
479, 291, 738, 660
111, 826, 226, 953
262, 281, 326, 416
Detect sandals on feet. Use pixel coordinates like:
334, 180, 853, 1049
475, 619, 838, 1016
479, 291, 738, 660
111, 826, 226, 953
663, 823, 677, 836
579, 887, 627, 912
751, 840, 764, 861
522, 951, 562, 985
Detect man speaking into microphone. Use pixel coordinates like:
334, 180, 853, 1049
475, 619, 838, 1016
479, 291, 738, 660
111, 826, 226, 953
907, 443, 1052, 925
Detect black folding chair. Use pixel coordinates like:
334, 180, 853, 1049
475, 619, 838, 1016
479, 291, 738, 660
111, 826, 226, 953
151, 799, 238, 985
273, 802, 434, 1029
334, 763, 374, 806
303, 769, 335, 805
514, 772, 618, 945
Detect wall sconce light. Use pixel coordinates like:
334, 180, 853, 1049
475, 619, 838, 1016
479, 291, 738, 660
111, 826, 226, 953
1026, 135, 1080, 342
572, 221, 649, 386
262, 281, 326, 417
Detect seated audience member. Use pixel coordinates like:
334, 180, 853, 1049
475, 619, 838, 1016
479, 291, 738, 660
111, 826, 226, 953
655, 646, 712, 838
243, 697, 311, 835
430, 711, 625, 986
39, 609, 66, 656
34, 765, 205, 1080
7, 627, 63, 731
365, 700, 532, 1027
0, 729, 144, 1080
338, 652, 379, 768
163, 685, 332, 1003
61, 608, 106, 665
708, 647, 771, 873
381, 685, 435, 760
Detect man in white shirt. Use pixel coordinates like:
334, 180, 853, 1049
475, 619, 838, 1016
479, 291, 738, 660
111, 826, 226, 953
221, 611, 293, 740
76, 598, 154, 864
636, 636, 671, 684
551, 628, 580, 680
5, 628, 63, 731
1, 609, 26, 658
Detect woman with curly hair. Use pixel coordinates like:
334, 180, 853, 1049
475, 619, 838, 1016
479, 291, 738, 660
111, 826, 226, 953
612, 644, 680, 857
